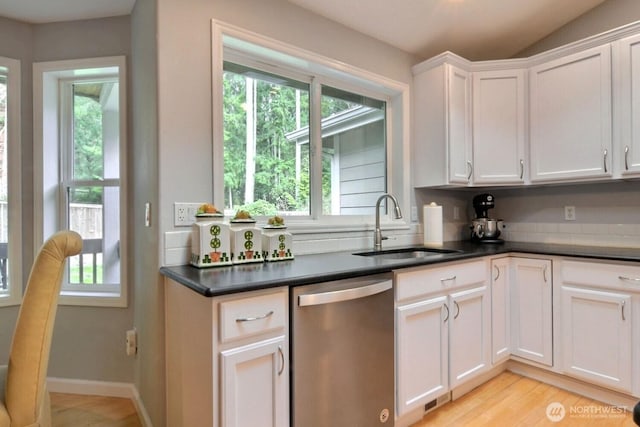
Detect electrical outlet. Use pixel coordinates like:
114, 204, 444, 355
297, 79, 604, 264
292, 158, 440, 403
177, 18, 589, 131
126, 328, 137, 356
174, 202, 203, 226
453, 206, 460, 221
144, 202, 151, 227
564, 206, 576, 221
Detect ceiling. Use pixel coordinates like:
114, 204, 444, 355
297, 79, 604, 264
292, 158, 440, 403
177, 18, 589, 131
287, 0, 609, 60
0, 0, 608, 60
0, 0, 135, 24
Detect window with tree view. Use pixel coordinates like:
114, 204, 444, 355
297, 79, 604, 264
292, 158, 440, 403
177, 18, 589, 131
63, 79, 120, 292
223, 61, 387, 218
0, 68, 9, 295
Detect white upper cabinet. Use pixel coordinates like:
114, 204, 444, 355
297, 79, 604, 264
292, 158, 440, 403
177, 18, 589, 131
413, 58, 472, 187
614, 33, 640, 177
412, 22, 640, 188
472, 69, 527, 184
529, 45, 613, 183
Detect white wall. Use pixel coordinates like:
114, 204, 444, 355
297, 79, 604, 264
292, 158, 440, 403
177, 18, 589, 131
517, 0, 640, 56
156, 0, 417, 241
130, 0, 162, 424
147, 0, 640, 424
150, 2, 415, 423
0, 15, 135, 383
0, 15, 32, 374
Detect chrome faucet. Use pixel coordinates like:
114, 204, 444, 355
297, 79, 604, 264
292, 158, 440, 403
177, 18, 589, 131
374, 193, 403, 251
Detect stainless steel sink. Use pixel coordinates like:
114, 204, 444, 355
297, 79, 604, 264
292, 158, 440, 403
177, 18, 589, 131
353, 247, 463, 259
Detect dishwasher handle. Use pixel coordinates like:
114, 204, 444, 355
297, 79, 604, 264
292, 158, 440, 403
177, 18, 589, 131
298, 280, 392, 307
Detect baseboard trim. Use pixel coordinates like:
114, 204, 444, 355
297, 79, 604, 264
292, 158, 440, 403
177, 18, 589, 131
451, 362, 508, 400
506, 361, 639, 411
47, 377, 153, 427
47, 377, 135, 397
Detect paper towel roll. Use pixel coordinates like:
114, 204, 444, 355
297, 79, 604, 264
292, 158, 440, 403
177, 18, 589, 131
423, 202, 443, 247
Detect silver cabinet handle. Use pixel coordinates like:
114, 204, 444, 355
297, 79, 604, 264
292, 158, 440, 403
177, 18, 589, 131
493, 265, 500, 281
603, 149, 608, 173
440, 275, 456, 283
619, 275, 640, 283
236, 310, 274, 322
519, 159, 524, 180
625, 146, 630, 171
298, 280, 392, 307
543, 265, 548, 283
467, 161, 473, 181
621, 301, 626, 322
453, 301, 460, 319
278, 345, 285, 375
443, 303, 449, 323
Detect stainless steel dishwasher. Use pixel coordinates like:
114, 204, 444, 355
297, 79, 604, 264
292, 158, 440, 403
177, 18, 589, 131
291, 273, 394, 427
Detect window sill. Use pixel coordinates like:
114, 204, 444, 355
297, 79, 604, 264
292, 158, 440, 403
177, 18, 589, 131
59, 292, 127, 308
286, 220, 411, 235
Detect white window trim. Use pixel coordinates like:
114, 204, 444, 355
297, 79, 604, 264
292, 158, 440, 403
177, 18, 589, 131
211, 20, 412, 232
0, 56, 22, 307
33, 56, 127, 308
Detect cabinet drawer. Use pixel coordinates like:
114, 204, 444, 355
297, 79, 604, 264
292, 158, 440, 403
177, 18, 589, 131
219, 289, 287, 343
396, 260, 487, 302
561, 260, 640, 290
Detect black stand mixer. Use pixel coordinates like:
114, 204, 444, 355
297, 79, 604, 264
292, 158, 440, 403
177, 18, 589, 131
470, 193, 504, 243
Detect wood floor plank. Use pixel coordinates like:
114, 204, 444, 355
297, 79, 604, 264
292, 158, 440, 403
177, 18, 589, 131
51, 392, 142, 427
412, 372, 636, 427
50, 373, 637, 427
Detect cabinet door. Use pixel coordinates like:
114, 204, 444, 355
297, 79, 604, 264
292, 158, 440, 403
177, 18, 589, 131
616, 33, 640, 176
529, 45, 612, 182
447, 64, 473, 184
449, 285, 491, 388
472, 69, 526, 184
511, 258, 553, 366
220, 336, 288, 427
561, 286, 632, 393
491, 258, 511, 364
396, 295, 448, 415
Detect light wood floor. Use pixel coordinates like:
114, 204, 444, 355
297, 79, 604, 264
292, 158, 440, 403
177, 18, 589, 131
51, 392, 142, 427
50, 372, 637, 426
413, 371, 636, 426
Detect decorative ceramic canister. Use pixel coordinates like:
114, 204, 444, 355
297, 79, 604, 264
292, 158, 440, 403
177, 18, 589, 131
261, 227, 294, 261
230, 221, 263, 264
190, 215, 232, 267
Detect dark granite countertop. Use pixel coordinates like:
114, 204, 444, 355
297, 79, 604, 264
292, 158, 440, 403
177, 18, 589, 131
159, 241, 640, 297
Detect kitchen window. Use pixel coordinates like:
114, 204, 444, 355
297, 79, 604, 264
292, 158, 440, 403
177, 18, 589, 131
34, 57, 127, 307
213, 21, 409, 227
0, 56, 22, 306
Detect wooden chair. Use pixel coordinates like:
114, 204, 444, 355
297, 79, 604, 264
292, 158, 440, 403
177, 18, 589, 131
0, 231, 82, 426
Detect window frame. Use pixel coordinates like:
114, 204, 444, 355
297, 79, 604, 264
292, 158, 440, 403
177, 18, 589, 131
212, 20, 411, 230
0, 56, 22, 307
33, 56, 127, 307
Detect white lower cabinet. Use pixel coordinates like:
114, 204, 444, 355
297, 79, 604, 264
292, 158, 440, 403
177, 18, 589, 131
449, 285, 491, 388
560, 286, 631, 392
220, 336, 288, 427
558, 260, 640, 394
396, 295, 449, 414
395, 260, 490, 416
510, 257, 553, 366
165, 280, 289, 427
490, 258, 511, 365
